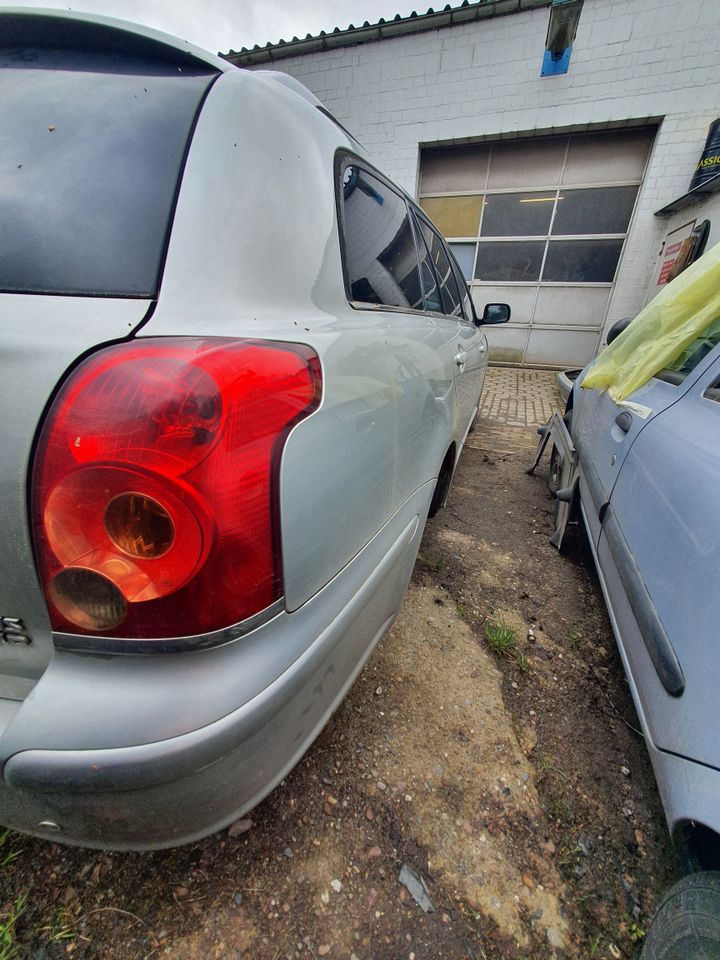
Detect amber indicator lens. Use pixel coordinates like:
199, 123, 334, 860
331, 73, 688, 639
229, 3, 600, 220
49, 567, 127, 631
104, 493, 174, 559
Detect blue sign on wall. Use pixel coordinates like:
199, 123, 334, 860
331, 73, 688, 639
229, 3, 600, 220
541, 43, 573, 76
541, 0, 582, 77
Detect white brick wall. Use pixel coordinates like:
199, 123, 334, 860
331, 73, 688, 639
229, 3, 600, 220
253, 0, 720, 348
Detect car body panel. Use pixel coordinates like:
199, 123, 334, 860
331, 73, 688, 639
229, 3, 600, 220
573, 373, 685, 545
142, 68, 482, 608
572, 332, 720, 546
439, 313, 488, 432
0, 295, 152, 699
572, 341, 720, 837
0, 28, 489, 848
598, 353, 720, 767
579, 517, 720, 840
0, 481, 429, 849
280, 312, 456, 608
0, 481, 428, 756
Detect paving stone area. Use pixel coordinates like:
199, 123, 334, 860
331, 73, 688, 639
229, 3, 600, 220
478, 366, 563, 427
467, 365, 563, 457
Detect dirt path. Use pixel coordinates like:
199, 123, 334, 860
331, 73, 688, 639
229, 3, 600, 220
1, 376, 676, 960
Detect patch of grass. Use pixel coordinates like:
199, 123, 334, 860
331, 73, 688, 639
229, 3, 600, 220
422, 552, 444, 574
547, 788, 571, 823
455, 600, 468, 619
628, 922, 646, 943
558, 844, 574, 867
0, 891, 28, 960
516, 650, 529, 672
538, 753, 554, 781
568, 628, 584, 651
39, 907, 77, 945
538, 752, 573, 786
484, 619, 516, 655
588, 933, 602, 957
0, 831, 21, 869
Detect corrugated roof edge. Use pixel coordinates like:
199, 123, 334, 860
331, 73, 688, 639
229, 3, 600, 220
222, 0, 550, 65
0, 7, 233, 73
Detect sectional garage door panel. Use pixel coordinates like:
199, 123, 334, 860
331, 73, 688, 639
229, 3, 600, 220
533, 287, 611, 328
419, 128, 655, 366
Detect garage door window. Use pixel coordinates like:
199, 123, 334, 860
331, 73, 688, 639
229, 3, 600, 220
543, 239, 625, 283
480, 192, 555, 238
552, 186, 638, 236
475, 241, 545, 283
425, 180, 639, 287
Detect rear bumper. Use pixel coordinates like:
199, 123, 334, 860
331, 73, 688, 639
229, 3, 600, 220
0, 489, 428, 850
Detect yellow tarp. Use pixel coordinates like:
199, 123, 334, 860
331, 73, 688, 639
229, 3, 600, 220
582, 239, 720, 401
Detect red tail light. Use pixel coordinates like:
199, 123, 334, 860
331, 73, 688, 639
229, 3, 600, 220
32, 338, 321, 639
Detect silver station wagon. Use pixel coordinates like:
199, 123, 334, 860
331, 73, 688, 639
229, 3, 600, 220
0, 10, 508, 849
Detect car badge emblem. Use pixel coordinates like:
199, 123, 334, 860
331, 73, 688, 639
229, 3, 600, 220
0, 617, 32, 646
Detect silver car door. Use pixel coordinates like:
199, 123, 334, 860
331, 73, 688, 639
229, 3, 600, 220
449, 249, 488, 430
595, 349, 720, 768
414, 214, 482, 436
573, 343, 720, 545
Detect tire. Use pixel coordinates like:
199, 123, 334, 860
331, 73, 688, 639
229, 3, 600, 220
548, 444, 563, 496
548, 408, 573, 497
428, 447, 455, 518
640, 872, 720, 960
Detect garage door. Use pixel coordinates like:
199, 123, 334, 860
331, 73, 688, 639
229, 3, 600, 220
419, 128, 655, 366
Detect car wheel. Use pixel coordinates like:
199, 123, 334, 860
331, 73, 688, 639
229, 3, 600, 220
548, 409, 572, 497
548, 444, 563, 496
640, 872, 720, 960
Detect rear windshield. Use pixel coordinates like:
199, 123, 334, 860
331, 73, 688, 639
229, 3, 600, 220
0, 50, 216, 297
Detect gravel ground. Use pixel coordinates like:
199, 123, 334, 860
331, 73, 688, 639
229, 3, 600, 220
0, 415, 677, 960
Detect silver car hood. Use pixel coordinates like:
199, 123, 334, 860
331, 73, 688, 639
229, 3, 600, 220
0, 294, 151, 699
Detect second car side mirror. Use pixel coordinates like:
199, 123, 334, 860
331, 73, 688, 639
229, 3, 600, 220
481, 302, 511, 324
605, 317, 632, 345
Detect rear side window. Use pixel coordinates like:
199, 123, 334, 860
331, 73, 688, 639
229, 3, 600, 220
340, 164, 423, 310
0, 50, 217, 297
448, 253, 474, 324
416, 217, 463, 318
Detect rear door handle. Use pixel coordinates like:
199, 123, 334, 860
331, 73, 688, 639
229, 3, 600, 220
455, 350, 467, 367
614, 411, 633, 433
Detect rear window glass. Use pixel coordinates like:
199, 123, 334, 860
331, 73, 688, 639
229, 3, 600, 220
340, 164, 424, 311
0, 51, 216, 297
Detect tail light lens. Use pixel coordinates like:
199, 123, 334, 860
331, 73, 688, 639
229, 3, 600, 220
32, 338, 321, 639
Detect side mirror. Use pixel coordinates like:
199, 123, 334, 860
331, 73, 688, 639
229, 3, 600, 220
481, 302, 511, 325
606, 317, 632, 345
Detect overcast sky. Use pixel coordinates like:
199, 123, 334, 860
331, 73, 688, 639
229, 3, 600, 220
4, 1, 431, 54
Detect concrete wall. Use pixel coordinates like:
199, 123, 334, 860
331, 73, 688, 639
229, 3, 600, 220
250, 0, 720, 344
